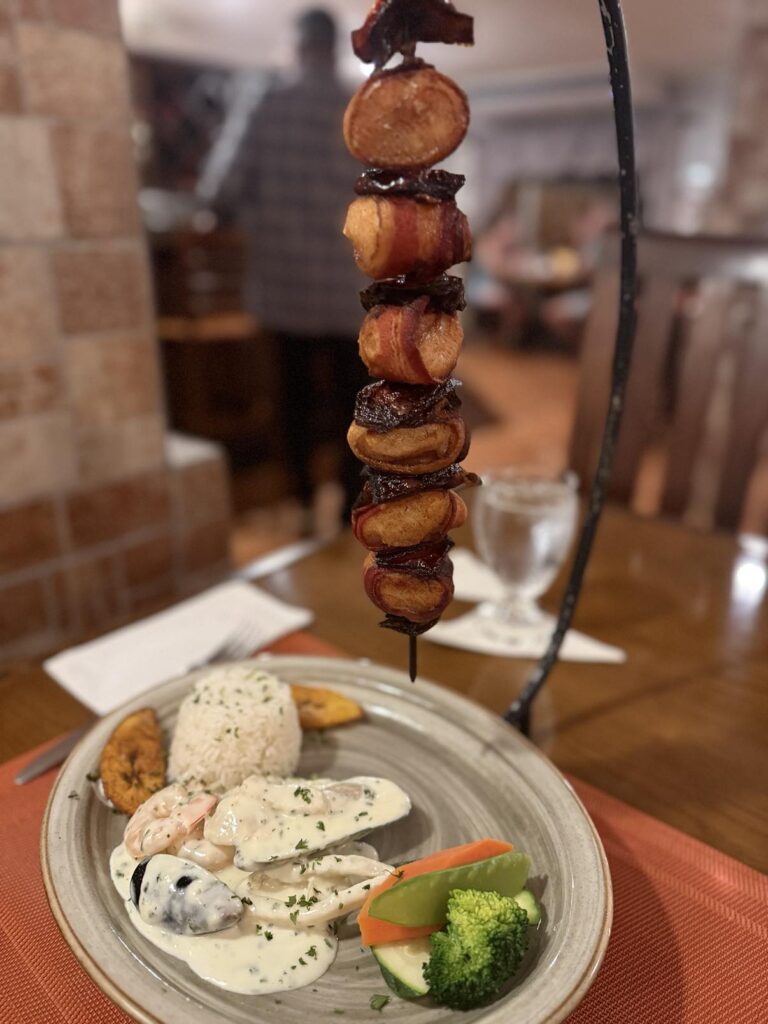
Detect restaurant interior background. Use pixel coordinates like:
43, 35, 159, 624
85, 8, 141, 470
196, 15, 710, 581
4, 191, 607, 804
3, 0, 768, 661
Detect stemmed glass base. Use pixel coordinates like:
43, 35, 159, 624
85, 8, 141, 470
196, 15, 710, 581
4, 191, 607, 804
477, 595, 547, 630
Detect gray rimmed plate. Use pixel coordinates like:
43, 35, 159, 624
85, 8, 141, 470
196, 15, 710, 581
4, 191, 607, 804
42, 655, 611, 1024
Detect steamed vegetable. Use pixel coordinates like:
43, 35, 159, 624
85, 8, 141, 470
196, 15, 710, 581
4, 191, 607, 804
367, 850, 530, 927
424, 889, 530, 1010
358, 839, 513, 946
371, 937, 432, 998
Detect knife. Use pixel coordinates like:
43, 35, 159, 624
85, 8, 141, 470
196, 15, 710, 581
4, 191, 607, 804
14, 723, 92, 785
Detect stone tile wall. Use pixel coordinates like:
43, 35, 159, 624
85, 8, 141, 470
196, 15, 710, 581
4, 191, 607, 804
0, 0, 231, 661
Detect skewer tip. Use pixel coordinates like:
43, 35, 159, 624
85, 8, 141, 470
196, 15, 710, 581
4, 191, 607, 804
409, 634, 418, 682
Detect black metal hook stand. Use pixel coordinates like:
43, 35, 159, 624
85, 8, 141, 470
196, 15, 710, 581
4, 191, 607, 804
504, 0, 639, 736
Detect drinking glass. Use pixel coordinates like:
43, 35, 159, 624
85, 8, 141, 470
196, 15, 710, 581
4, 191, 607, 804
472, 466, 579, 634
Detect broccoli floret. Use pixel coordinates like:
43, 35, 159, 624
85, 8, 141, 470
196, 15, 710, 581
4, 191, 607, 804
423, 888, 529, 1010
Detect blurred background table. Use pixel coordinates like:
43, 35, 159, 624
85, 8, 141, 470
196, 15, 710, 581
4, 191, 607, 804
1, 506, 766, 873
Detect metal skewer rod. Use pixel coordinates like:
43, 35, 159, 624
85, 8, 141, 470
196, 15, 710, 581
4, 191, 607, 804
504, 0, 639, 735
409, 634, 418, 681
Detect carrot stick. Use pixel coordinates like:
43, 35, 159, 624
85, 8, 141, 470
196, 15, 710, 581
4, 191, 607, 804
359, 838, 513, 946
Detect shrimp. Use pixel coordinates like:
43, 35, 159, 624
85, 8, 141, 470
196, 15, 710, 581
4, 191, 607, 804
124, 783, 218, 858
169, 821, 234, 871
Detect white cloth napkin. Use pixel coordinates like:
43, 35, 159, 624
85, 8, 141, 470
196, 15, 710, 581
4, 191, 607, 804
44, 581, 313, 716
425, 549, 626, 664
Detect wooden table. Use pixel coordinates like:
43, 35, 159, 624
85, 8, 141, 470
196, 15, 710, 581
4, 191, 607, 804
2, 507, 766, 871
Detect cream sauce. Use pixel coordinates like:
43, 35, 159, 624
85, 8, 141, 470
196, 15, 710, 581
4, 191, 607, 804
110, 844, 337, 994
204, 775, 411, 868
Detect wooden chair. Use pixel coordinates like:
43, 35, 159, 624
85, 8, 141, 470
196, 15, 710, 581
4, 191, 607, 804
570, 230, 768, 531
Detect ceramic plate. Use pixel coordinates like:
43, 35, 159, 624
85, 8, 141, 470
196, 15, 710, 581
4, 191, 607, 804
42, 655, 611, 1024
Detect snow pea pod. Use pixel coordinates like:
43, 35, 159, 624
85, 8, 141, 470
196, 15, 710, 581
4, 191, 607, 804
367, 851, 530, 927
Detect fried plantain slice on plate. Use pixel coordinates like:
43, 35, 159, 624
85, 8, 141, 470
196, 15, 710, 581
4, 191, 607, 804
290, 685, 365, 730
99, 707, 166, 815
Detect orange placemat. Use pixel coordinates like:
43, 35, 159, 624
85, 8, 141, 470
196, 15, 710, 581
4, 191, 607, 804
1, 634, 766, 1023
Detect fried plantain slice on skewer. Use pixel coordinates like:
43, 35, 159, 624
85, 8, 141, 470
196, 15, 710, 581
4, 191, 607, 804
99, 707, 166, 815
290, 685, 365, 730
343, 62, 469, 169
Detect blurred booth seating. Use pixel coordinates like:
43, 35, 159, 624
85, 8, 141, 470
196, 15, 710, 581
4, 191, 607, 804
570, 230, 768, 532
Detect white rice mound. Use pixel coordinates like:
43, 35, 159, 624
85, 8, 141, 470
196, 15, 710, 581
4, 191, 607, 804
169, 665, 301, 791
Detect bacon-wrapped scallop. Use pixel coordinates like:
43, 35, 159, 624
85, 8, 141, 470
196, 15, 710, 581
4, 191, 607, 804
354, 489, 467, 550
359, 298, 463, 384
344, 195, 470, 281
363, 542, 454, 625
344, 62, 469, 170
347, 379, 468, 475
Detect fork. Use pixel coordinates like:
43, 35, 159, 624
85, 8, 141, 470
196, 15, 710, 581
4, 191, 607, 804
14, 622, 266, 785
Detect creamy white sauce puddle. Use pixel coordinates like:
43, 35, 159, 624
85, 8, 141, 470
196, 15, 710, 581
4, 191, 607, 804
110, 844, 337, 994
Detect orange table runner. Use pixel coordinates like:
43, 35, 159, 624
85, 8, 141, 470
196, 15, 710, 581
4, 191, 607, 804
1, 633, 766, 1023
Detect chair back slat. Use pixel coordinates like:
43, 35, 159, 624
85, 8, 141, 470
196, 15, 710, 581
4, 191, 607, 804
569, 269, 619, 487
609, 277, 678, 503
570, 230, 768, 531
715, 287, 768, 530
661, 280, 735, 518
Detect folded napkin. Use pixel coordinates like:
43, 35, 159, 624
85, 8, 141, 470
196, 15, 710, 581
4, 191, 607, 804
44, 581, 313, 716
425, 549, 626, 663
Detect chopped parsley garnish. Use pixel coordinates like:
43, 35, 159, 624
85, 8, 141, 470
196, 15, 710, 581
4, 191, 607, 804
316, 821, 326, 831
289, 909, 299, 925
295, 838, 309, 850
265, 931, 274, 941
67, 791, 79, 800
306, 945, 318, 958
85, 771, 100, 783
370, 994, 390, 1012
241, 896, 253, 906
294, 786, 312, 803
285, 894, 297, 908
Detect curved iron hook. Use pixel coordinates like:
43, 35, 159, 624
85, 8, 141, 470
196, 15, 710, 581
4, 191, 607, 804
505, 0, 639, 734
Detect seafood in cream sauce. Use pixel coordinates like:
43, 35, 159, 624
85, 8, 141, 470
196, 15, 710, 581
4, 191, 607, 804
204, 775, 411, 869
130, 854, 243, 936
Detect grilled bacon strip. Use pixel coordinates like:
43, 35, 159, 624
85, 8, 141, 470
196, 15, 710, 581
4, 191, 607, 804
343, 62, 469, 170
353, 0, 474, 67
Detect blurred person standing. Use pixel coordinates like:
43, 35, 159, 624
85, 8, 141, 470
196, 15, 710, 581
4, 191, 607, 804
205, 9, 366, 531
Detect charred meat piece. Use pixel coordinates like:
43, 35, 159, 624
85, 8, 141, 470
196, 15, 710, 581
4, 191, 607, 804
354, 377, 461, 431
355, 168, 465, 201
353, 0, 473, 67
100, 707, 166, 815
359, 297, 463, 383
357, 463, 480, 504
353, 488, 467, 550
361, 273, 467, 315
343, 62, 469, 170
363, 541, 454, 623
344, 195, 470, 280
